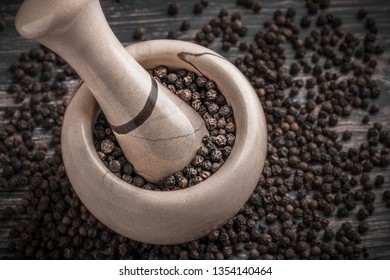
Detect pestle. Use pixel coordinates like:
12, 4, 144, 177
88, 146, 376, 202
15, 0, 209, 182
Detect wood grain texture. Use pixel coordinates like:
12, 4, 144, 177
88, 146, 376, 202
0, 0, 389, 259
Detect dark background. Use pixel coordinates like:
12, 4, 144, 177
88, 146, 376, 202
0, 0, 389, 259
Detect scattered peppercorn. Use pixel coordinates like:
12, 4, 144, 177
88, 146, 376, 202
133, 27, 145, 40
0, 18, 6, 32
167, 3, 180, 15
180, 20, 190, 31
357, 8, 368, 19
193, 3, 203, 14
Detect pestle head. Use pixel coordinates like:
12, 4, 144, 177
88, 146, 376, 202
15, 0, 209, 182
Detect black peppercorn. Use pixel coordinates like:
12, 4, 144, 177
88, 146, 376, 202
357, 8, 368, 19
362, 114, 370, 124
180, 20, 190, 32
300, 15, 312, 28
167, 3, 180, 15
342, 130, 352, 141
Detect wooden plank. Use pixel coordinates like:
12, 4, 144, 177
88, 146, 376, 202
0, 0, 389, 259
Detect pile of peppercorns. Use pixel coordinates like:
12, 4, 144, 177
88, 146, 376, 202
195, 9, 249, 51
231, 1, 389, 259
1, 0, 390, 260
93, 66, 236, 191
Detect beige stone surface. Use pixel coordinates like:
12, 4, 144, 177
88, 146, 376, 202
62, 40, 267, 244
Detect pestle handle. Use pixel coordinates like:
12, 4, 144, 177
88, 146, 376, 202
16, 0, 209, 182
16, 0, 151, 126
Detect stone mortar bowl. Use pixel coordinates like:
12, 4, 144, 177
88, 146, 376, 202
62, 40, 267, 245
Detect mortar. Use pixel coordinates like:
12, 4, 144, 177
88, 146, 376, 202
62, 40, 267, 244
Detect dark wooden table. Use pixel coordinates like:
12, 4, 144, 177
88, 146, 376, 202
1, 0, 389, 259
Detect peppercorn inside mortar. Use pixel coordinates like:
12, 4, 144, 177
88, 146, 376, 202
93, 66, 236, 191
